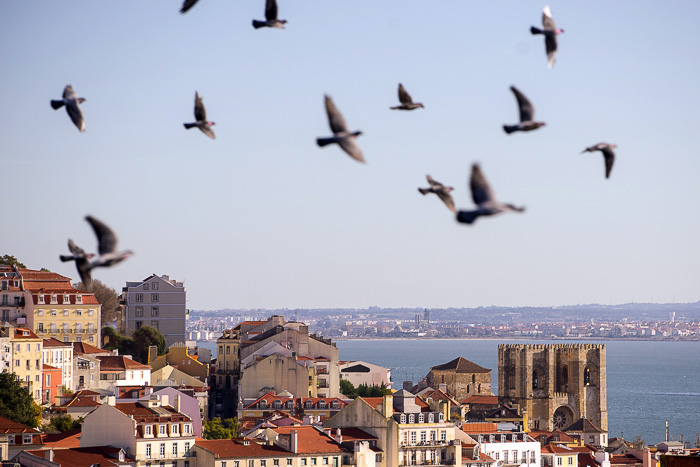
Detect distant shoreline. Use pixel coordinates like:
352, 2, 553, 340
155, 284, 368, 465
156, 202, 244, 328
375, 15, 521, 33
330, 336, 700, 342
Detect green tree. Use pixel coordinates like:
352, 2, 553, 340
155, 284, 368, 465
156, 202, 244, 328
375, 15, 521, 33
46, 414, 82, 433
73, 279, 120, 325
132, 325, 167, 362
632, 435, 645, 449
357, 383, 392, 398
0, 372, 41, 427
203, 417, 240, 439
0, 254, 26, 268
340, 379, 358, 399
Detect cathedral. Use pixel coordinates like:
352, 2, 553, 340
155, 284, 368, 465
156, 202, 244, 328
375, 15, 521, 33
498, 343, 608, 432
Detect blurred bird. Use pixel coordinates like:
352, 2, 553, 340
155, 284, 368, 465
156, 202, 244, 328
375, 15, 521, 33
391, 84, 424, 110
316, 95, 364, 163
183, 92, 215, 139
59, 240, 95, 287
418, 175, 456, 213
503, 86, 546, 134
530, 5, 564, 69
63, 216, 133, 289
50, 85, 86, 132
252, 0, 287, 29
180, 0, 199, 14
581, 143, 617, 179
456, 164, 525, 225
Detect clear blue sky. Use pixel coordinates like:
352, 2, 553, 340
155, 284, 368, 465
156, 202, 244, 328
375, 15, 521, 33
2, 1, 699, 310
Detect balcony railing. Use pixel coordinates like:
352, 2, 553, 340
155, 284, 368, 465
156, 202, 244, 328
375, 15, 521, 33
400, 440, 448, 448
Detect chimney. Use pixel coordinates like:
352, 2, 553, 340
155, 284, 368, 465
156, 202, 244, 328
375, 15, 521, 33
334, 428, 342, 445
381, 394, 393, 419
48, 449, 54, 462
290, 430, 298, 453
594, 450, 610, 467
148, 346, 158, 364
438, 383, 447, 393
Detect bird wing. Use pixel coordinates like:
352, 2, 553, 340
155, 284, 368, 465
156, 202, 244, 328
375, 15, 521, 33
66, 100, 85, 132
68, 239, 87, 257
200, 125, 216, 140
338, 138, 365, 163
85, 215, 119, 255
398, 84, 413, 105
426, 175, 442, 188
324, 95, 349, 134
63, 85, 77, 100
510, 86, 534, 122
602, 147, 615, 179
438, 191, 457, 213
470, 164, 496, 206
194, 92, 207, 122
265, 0, 279, 21
180, 0, 199, 14
542, 5, 557, 30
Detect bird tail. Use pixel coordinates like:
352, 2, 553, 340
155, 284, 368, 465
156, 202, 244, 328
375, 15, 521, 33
530, 26, 544, 35
316, 137, 336, 147
51, 100, 65, 110
503, 125, 518, 134
183, 123, 198, 130
252, 20, 266, 29
418, 188, 430, 195
456, 210, 480, 225
59, 255, 74, 262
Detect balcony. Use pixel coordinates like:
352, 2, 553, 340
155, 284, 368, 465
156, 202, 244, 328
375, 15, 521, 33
400, 440, 448, 448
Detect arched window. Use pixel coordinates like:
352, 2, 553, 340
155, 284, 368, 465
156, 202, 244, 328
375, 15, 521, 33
472, 374, 476, 384
259, 400, 267, 408
400, 414, 407, 423
286, 400, 294, 409
272, 400, 281, 409
418, 413, 424, 423
584, 367, 591, 386
318, 400, 326, 409
331, 400, 339, 409
305, 400, 313, 409
408, 414, 415, 423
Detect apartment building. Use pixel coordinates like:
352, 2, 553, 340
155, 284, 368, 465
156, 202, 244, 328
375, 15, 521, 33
42, 338, 74, 390
461, 423, 541, 467
10, 327, 43, 403
0, 266, 31, 326
120, 274, 187, 346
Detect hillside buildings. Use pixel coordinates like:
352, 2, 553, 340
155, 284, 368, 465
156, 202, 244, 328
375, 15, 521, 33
120, 274, 187, 347
339, 360, 393, 390
426, 357, 492, 401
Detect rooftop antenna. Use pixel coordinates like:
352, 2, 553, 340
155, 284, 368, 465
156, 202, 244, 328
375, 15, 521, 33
666, 420, 670, 442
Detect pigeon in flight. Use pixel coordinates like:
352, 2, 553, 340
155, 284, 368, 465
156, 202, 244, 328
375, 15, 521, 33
51, 85, 86, 132
252, 0, 287, 29
180, 0, 199, 14
581, 143, 617, 179
503, 86, 546, 134
456, 164, 525, 225
530, 5, 564, 69
61, 216, 133, 289
418, 175, 456, 213
184, 91, 215, 139
316, 95, 364, 163
391, 84, 424, 110
59, 240, 95, 287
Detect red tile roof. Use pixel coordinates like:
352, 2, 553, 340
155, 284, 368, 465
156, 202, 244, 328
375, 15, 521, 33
18, 269, 72, 282
431, 357, 491, 373
12, 327, 40, 340
330, 427, 377, 442
273, 426, 344, 455
462, 395, 499, 405
43, 337, 73, 348
461, 422, 499, 434
41, 429, 81, 448
43, 364, 60, 371
73, 342, 107, 355
97, 355, 151, 371
0, 415, 41, 434
542, 445, 579, 454
196, 438, 290, 458
25, 447, 128, 467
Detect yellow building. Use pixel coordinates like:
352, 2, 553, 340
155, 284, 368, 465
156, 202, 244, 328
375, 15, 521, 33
21, 269, 102, 346
10, 327, 43, 403
148, 342, 209, 383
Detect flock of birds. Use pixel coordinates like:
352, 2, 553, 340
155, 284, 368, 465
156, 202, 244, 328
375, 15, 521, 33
49, 1, 620, 289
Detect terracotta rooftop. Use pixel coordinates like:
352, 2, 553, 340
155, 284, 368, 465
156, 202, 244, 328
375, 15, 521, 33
12, 327, 40, 340
97, 355, 151, 371
41, 429, 81, 448
196, 438, 290, 458
43, 364, 60, 371
0, 415, 41, 434
431, 357, 491, 374
462, 395, 499, 405
73, 341, 107, 355
25, 447, 128, 467
529, 429, 576, 444
43, 337, 73, 348
273, 426, 345, 455
542, 445, 580, 454
461, 422, 499, 434
331, 427, 377, 442
18, 268, 72, 282
564, 417, 606, 434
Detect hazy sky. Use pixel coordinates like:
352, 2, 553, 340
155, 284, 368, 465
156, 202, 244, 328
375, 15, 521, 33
2, 1, 699, 311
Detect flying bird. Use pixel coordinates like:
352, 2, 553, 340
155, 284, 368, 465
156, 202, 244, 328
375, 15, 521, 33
456, 164, 525, 225
252, 0, 287, 28
503, 86, 546, 134
530, 5, 564, 69
316, 95, 364, 163
180, 0, 199, 14
391, 84, 424, 110
418, 175, 456, 213
50, 85, 86, 132
183, 91, 215, 139
581, 143, 617, 179
59, 240, 95, 287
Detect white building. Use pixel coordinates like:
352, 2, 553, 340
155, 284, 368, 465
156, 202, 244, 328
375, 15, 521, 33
339, 360, 393, 389
96, 355, 151, 389
462, 425, 541, 467
42, 338, 74, 390
80, 393, 196, 466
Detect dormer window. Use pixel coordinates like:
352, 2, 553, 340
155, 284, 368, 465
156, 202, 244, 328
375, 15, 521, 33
38, 295, 45, 304
145, 425, 152, 435
64, 294, 70, 303
408, 414, 415, 423
318, 400, 326, 409
305, 400, 313, 409
171, 424, 179, 434
259, 400, 267, 409
76, 295, 82, 304
331, 400, 339, 409
400, 414, 407, 423
438, 413, 444, 422
501, 434, 506, 442
23, 434, 32, 444
418, 413, 424, 423
286, 400, 294, 409
428, 413, 434, 423
50, 295, 57, 304
159, 424, 166, 435
184, 424, 191, 434
511, 434, 517, 442
14, 280, 19, 287
273, 400, 281, 409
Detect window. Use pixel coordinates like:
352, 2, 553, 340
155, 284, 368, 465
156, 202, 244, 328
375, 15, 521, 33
184, 441, 190, 452
64, 310, 70, 316
411, 431, 416, 445
494, 452, 500, 460
152, 282, 158, 290
301, 459, 307, 466
418, 413, 424, 423
440, 431, 446, 442
23, 434, 33, 444
64, 294, 70, 303
152, 294, 159, 302
531, 451, 537, 464
144, 284, 150, 290
249, 461, 255, 467
146, 425, 152, 435
136, 321, 143, 329
151, 321, 159, 329
88, 309, 94, 316
76, 295, 82, 304
318, 400, 326, 409
160, 443, 166, 457
46, 374, 50, 385
184, 424, 191, 434
51, 295, 57, 304
38, 295, 45, 304
136, 306, 144, 317
261, 461, 267, 467
557, 458, 563, 466
568, 457, 573, 465
35, 374, 40, 382
287, 460, 293, 466
76, 310, 82, 316
146, 444, 152, 458
504, 451, 509, 464
151, 306, 159, 317
311, 459, 317, 466
513, 450, 518, 463
38, 323, 44, 332
408, 414, 414, 423
50, 309, 57, 316
160, 424, 167, 435
173, 442, 178, 456
420, 431, 426, 443
322, 459, 328, 465
136, 294, 143, 302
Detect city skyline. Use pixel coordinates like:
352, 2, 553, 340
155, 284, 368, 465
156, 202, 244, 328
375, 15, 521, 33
2, 2, 699, 310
